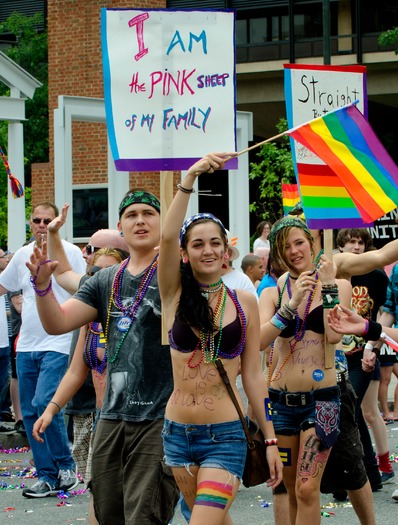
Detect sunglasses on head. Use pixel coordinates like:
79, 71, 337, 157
85, 244, 101, 255
32, 218, 52, 225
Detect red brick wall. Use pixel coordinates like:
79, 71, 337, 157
31, 0, 172, 208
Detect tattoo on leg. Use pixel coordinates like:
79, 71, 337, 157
195, 480, 233, 509
298, 434, 329, 483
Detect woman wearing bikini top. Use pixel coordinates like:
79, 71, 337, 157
259, 216, 351, 525
159, 153, 283, 525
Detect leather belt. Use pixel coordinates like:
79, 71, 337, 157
268, 388, 338, 407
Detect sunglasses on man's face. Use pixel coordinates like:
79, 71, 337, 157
32, 218, 52, 225
85, 244, 101, 255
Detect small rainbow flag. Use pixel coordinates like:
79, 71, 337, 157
282, 183, 300, 216
288, 104, 398, 225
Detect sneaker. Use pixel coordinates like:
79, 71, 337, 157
14, 420, 26, 435
0, 410, 15, 423
58, 469, 78, 491
380, 471, 395, 484
392, 488, 398, 501
22, 479, 58, 498
0, 421, 16, 435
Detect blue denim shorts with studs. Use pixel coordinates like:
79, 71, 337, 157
162, 418, 247, 479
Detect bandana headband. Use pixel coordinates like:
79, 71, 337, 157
269, 216, 313, 250
118, 190, 160, 218
179, 213, 227, 246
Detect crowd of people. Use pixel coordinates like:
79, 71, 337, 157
0, 152, 397, 524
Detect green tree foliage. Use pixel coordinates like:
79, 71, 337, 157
378, 27, 398, 54
249, 118, 296, 224
0, 12, 48, 247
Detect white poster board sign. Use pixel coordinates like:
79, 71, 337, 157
101, 8, 237, 171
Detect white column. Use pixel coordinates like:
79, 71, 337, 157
7, 119, 26, 251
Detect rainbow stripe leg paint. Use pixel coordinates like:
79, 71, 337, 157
195, 480, 233, 510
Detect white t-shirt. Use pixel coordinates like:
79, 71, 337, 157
0, 295, 8, 348
222, 269, 258, 300
0, 241, 85, 354
253, 238, 270, 251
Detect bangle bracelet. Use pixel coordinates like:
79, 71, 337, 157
177, 183, 195, 194
264, 438, 278, 447
49, 400, 61, 412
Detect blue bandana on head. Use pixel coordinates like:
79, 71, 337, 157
179, 213, 227, 246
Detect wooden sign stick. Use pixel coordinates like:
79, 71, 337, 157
323, 228, 335, 369
160, 171, 174, 345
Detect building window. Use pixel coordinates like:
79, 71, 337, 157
72, 186, 108, 240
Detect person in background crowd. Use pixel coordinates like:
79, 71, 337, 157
241, 253, 265, 288
336, 228, 393, 488
376, 261, 398, 422
253, 220, 272, 251
0, 202, 86, 497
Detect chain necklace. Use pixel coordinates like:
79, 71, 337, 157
187, 284, 247, 368
268, 272, 319, 383
83, 321, 107, 374
104, 254, 159, 363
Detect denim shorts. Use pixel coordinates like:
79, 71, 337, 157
269, 386, 340, 437
162, 418, 247, 479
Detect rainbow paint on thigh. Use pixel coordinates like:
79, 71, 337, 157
195, 480, 233, 509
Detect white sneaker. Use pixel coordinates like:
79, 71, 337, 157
392, 488, 398, 501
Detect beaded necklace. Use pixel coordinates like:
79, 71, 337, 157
196, 278, 223, 300
268, 272, 319, 383
104, 254, 159, 363
83, 321, 107, 374
187, 284, 247, 368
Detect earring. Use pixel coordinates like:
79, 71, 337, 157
120, 231, 123, 237
182, 256, 188, 264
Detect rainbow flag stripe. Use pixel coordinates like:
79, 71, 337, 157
195, 480, 233, 509
282, 183, 300, 215
296, 163, 370, 229
289, 104, 398, 224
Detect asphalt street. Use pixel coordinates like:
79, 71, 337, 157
1, 421, 398, 525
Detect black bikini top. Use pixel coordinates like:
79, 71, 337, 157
278, 304, 324, 338
168, 312, 243, 359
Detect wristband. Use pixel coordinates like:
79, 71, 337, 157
270, 314, 289, 331
264, 438, 278, 447
362, 320, 382, 341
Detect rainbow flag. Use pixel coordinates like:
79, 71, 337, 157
288, 104, 398, 225
282, 183, 300, 215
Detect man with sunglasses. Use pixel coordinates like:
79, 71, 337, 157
0, 202, 86, 498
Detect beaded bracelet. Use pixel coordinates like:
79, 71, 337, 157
362, 320, 382, 341
264, 438, 278, 447
279, 304, 295, 321
31, 278, 53, 297
177, 183, 195, 194
49, 400, 61, 412
321, 284, 338, 290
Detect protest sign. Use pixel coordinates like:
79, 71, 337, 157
101, 8, 237, 171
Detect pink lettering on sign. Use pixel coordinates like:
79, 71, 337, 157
128, 12, 149, 61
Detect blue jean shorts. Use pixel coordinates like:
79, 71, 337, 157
269, 386, 340, 449
161, 418, 247, 479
